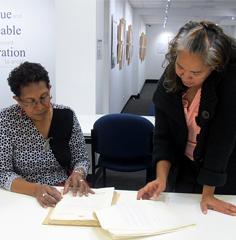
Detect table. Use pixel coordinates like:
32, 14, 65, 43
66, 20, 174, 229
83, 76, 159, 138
0, 188, 235, 240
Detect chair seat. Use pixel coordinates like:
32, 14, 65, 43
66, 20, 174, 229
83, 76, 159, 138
98, 155, 153, 172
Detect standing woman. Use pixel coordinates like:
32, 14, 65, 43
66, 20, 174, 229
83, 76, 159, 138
137, 21, 236, 215
0, 62, 93, 208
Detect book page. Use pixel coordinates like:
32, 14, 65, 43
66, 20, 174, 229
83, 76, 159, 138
95, 200, 195, 239
50, 187, 114, 221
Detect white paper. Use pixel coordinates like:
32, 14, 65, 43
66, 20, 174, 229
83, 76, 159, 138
50, 187, 114, 221
95, 200, 195, 239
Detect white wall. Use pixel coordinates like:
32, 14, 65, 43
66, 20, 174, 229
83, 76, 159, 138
107, 0, 147, 113
96, 0, 109, 114
2, 0, 150, 115
222, 25, 236, 38
108, 0, 133, 113
145, 24, 177, 80
55, 0, 96, 115
0, 0, 55, 109
55, 0, 146, 115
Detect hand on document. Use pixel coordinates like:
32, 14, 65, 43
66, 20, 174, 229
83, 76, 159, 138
35, 184, 62, 208
45, 187, 115, 226
63, 171, 94, 197
137, 178, 166, 200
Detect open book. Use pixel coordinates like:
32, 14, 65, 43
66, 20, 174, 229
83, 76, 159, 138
43, 187, 116, 226
95, 200, 195, 239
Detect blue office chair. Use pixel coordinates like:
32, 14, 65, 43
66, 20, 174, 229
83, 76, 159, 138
91, 113, 155, 187
148, 102, 155, 116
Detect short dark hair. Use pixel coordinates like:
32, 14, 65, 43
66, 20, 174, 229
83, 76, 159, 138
7, 61, 50, 96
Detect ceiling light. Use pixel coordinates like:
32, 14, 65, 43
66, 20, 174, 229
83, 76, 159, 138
163, 0, 171, 29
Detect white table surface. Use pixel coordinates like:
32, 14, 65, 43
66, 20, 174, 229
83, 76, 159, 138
0, 188, 235, 240
77, 114, 155, 137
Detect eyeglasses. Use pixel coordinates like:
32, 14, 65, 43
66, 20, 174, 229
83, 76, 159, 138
19, 94, 52, 108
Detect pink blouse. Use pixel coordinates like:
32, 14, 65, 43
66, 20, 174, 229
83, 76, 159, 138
182, 88, 201, 160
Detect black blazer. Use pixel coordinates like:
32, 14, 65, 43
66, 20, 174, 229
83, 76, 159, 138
153, 47, 236, 187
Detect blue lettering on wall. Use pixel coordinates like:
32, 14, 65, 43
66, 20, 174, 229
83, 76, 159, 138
0, 10, 26, 59
0, 11, 12, 19
0, 47, 26, 57
0, 25, 21, 35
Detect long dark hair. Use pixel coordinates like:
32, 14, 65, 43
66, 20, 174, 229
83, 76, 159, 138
164, 20, 235, 92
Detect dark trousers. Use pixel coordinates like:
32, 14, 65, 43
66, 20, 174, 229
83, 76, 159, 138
174, 156, 202, 193
172, 155, 236, 195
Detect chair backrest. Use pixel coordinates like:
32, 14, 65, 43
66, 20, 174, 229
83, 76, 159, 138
148, 102, 155, 116
92, 113, 154, 159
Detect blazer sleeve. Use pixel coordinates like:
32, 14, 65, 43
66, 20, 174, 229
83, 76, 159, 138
197, 62, 236, 186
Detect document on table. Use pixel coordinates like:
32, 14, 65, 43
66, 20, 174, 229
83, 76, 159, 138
95, 200, 195, 239
43, 187, 115, 226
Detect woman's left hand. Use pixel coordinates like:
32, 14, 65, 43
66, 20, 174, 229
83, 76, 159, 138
63, 171, 94, 196
201, 185, 236, 216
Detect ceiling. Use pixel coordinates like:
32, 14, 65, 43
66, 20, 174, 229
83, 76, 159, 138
128, 0, 236, 27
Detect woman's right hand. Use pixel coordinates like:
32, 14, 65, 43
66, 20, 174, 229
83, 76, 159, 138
137, 178, 166, 200
34, 184, 62, 208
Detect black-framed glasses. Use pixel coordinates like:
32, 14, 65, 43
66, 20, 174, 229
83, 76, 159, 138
19, 94, 52, 108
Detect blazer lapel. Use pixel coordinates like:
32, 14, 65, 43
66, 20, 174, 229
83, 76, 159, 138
197, 71, 220, 127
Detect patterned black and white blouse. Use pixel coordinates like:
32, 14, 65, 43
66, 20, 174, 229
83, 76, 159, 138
0, 104, 89, 190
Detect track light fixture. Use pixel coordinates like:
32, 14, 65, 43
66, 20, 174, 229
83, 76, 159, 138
163, 0, 171, 29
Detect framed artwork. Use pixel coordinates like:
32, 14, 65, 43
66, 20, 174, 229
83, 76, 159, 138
117, 18, 126, 69
97, 39, 102, 60
111, 15, 117, 69
126, 25, 133, 65
139, 32, 147, 62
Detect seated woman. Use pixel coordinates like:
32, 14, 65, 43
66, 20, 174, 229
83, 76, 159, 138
0, 61, 94, 208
